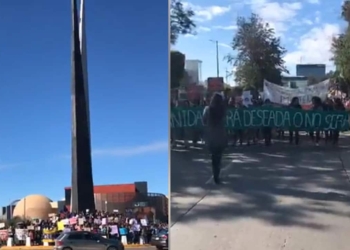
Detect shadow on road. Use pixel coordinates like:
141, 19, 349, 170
171, 138, 350, 231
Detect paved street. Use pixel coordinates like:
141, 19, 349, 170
171, 136, 350, 250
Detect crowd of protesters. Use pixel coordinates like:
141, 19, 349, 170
0, 208, 167, 246
171, 95, 348, 148
171, 93, 348, 184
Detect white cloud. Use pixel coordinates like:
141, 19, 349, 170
183, 34, 197, 39
198, 26, 211, 32
183, 2, 231, 22
315, 10, 321, 23
213, 25, 237, 30
250, 0, 302, 35
218, 42, 232, 48
284, 23, 340, 72
92, 141, 168, 157
307, 0, 319, 3
302, 18, 313, 25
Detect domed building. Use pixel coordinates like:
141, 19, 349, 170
13, 194, 53, 219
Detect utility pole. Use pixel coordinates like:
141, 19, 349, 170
210, 40, 220, 77
216, 40, 219, 77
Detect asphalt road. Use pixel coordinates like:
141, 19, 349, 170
171, 136, 350, 250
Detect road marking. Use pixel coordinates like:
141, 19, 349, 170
205, 160, 234, 184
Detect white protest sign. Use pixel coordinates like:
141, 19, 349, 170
15, 229, 27, 241
140, 219, 148, 226
263, 79, 330, 105
242, 91, 252, 107
78, 218, 85, 225
62, 219, 69, 225
0, 223, 5, 228
102, 218, 107, 225
129, 218, 136, 225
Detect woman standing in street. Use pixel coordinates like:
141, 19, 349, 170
203, 93, 227, 184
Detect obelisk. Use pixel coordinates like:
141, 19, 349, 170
70, 0, 95, 212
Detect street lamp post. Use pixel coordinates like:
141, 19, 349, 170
210, 40, 220, 77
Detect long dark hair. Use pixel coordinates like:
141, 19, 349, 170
209, 93, 226, 126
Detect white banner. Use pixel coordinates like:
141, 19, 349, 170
263, 79, 331, 105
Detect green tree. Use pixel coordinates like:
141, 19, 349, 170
171, 51, 185, 89
0, 216, 24, 228
225, 14, 288, 90
331, 0, 350, 95
170, 1, 196, 91
170, 0, 196, 45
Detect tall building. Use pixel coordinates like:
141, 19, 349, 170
0, 200, 19, 220
185, 60, 202, 84
296, 64, 326, 80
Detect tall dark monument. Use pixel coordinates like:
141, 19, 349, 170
70, 0, 95, 212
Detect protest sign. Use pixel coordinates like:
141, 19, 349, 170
171, 107, 349, 131
69, 217, 77, 225
186, 85, 201, 101
207, 77, 224, 92
0, 230, 8, 241
102, 218, 107, 225
0, 223, 5, 229
78, 218, 85, 225
242, 91, 252, 107
57, 221, 64, 231
110, 225, 119, 235
141, 219, 148, 226
15, 229, 27, 241
263, 79, 331, 105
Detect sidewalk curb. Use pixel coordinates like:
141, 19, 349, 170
0, 245, 151, 249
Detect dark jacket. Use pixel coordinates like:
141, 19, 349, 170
334, 103, 345, 111
203, 106, 227, 151
289, 103, 302, 109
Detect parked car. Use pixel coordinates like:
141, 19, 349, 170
150, 229, 168, 250
54, 231, 124, 250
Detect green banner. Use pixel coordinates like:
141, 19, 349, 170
171, 107, 350, 130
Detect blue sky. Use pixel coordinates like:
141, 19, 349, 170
174, 0, 345, 85
0, 0, 168, 205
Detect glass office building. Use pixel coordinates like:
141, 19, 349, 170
296, 64, 326, 79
